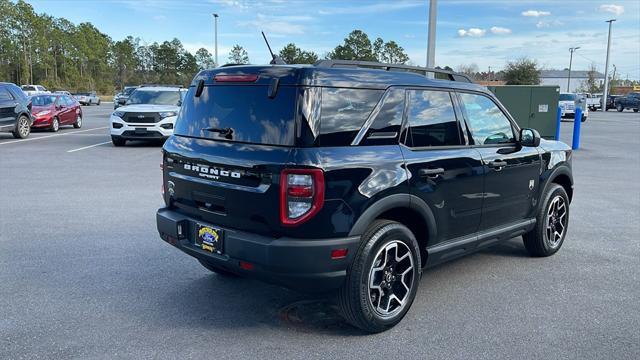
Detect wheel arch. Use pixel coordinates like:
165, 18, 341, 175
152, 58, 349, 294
545, 166, 573, 202
348, 194, 437, 267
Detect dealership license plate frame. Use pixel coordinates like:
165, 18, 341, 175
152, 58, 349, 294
195, 223, 224, 254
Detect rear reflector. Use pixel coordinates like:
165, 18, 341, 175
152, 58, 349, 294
331, 248, 348, 259
239, 261, 254, 271
214, 74, 259, 83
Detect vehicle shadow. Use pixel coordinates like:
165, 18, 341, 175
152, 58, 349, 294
146, 239, 531, 336
149, 272, 366, 336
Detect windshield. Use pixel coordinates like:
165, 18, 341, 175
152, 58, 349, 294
127, 90, 181, 106
123, 87, 136, 96
22, 86, 36, 91
31, 95, 57, 106
559, 94, 576, 101
174, 85, 296, 146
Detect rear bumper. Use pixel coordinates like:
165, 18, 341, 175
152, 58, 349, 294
156, 207, 360, 293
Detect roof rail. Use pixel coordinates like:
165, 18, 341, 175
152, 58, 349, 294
314, 60, 473, 83
139, 84, 183, 88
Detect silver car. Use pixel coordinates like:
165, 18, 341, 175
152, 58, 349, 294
73, 91, 100, 106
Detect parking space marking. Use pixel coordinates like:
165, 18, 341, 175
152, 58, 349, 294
0, 127, 109, 146
66, 141, 112, 153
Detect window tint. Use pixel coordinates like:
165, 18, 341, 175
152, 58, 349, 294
0, 88, 13, 101
459, 92, 515, 145
318, 88, 383, 146
128, 90, 181, 106
405, 90, 461, 147
8, 85, 27, 100
64, 96, 76, 106
22, 85, 36, 91
361, 88, 405, 146
174, 85, 297, 146
31, 95, 57, 106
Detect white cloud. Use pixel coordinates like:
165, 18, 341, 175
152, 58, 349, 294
458, 28, 486, 37
536, 19, 564, 28
522, 10, 551, 17
490, 26, 512, 35
237, 13, 305, 35
599, 4, 624, 16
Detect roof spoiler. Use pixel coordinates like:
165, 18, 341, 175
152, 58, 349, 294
314, 60, 473, 83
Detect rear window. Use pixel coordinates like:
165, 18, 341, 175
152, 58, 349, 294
22, 86, 36, 91
174, 85, 297, 146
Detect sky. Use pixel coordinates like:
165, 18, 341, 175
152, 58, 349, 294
27, 0, 640, 79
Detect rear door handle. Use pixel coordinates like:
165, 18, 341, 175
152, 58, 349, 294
488, 160, 508, 170
419, 167, 444, 178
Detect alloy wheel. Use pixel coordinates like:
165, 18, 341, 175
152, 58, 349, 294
545, 195, 567, 249
367, 240, 415, 318
18, 117, 29, 137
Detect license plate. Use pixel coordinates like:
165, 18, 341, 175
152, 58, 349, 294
134, 128, 147, 135
195, 223, 224, 254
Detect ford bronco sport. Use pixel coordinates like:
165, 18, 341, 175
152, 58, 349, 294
156, 60, 573, 333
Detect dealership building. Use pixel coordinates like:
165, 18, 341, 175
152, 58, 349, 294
540, 70, 605, 93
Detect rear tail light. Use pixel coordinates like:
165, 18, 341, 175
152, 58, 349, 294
280, 168, 324, 226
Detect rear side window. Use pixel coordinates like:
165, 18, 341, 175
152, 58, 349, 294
404, 90, 461, 147
317, 88, 383, 146
0, 88, 13, 101
459, 92, 515, 145
174, 85, 297, 146
360, 88, 405, 146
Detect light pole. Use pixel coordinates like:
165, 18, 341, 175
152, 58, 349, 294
602, 19, 616, 108
426, 0, 437, 69
213, 13, 219, 67
567, 47, 580, 92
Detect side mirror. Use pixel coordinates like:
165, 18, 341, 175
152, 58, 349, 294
520, 128, 541, 147
118, 98, 127, 105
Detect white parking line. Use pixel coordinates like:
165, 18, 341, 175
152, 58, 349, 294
66, 141, 112, 153
0, 127, 108, 146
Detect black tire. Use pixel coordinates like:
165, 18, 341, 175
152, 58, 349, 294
617, 104, 623, 112
73, 114, 82, 128
581, 114, 586, 122
12, 115, 30, 139
97, 99, 101, 106
50, 117, 60, 132
198, 259, 238, 277
523, 184, 570, 257
338, 219, 421, 333
634, 109, 638, 113
111, 135, 126, 146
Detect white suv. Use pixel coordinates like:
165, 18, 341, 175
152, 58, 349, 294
110, 86, 186, 146
21, 85, 50, 96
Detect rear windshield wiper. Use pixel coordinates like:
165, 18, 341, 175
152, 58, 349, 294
203, 127, 234, 139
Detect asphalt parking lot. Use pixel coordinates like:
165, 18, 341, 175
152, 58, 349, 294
1, 105, 639, 359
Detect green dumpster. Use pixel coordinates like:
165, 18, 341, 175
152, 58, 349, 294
488, 85, 560, 139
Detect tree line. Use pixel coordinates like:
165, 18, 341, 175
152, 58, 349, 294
0, 1, 412, 95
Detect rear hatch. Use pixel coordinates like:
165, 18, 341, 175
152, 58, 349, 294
162, 67, 300, 236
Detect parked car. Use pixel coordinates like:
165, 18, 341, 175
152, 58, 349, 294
559, 92, 588, 121
30, 94, 82, 132
54, 90, 72, 96
156, 61, 574, 333
73, 91, 100, 106
113, 86, 138, 110
21, 84, 50, 96
0, 82, 34, 138
577, 93, 601, 111
605, 95, 621, 111
615, 92, 640, 112
110, 85, 186, 146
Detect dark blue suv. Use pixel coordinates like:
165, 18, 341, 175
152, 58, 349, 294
0, 82, 33, 139
157, 61, 573, 332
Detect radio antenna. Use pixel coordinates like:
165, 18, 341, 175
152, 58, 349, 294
261, 31, 286, 65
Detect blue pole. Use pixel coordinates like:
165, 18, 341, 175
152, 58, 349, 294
572, 107, 582, 150
555, 107, 562, 140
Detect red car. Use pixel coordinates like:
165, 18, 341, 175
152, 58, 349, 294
30, 94, 82, 132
